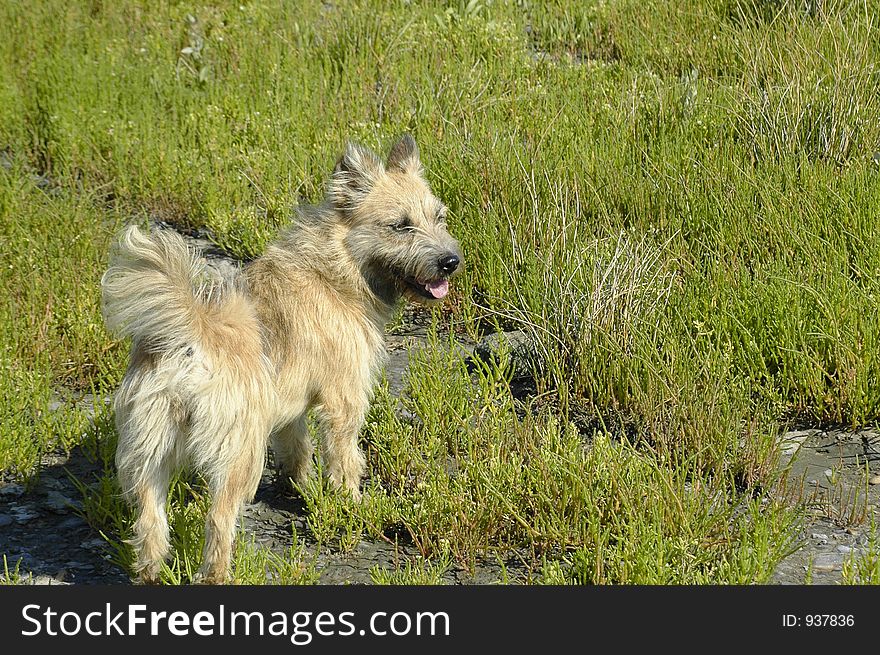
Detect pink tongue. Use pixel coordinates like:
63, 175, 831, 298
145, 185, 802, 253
425, 279, 449, 299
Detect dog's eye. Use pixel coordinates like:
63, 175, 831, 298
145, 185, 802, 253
391, 218, 412, 232
436, 208, 448, 224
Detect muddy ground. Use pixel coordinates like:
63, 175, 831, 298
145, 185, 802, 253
770, 426, 880, 584
3, 231, 878, 585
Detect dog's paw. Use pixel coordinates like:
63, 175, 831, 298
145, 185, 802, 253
136, 569, 162, 585
192, 566, 228, 585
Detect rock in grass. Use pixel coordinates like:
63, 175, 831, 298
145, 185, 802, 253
11, 506, 39, 523
57, 516, 86, 530
28, 575, 70, 586
0, 484, 24, 498
778, 430, 813, 460
869, 475, 880, 485
472, 330, 535, 380
812, 553, 843, 572
45, 490, 80, 514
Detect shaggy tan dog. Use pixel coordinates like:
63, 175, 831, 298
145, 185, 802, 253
101, 136, 462, 583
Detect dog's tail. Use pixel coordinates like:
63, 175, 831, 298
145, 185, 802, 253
101, 225, 223, 353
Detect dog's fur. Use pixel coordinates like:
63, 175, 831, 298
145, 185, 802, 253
102, 136, 462, 583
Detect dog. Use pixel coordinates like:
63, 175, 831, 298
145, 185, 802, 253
101, 135, 462, 583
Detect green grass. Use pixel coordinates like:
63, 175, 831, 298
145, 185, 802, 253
3, 0, 880, 583
842, 520, 880, 585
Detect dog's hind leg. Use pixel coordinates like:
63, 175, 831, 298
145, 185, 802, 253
127, 470, 174, 584
271, 413, 314, 488
115, 393, 181, 584
195, 426, 266, 584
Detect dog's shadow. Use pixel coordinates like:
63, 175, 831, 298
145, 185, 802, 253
0, 443, 131, 584
250, 465, 311, 516
0, 439, 321, 584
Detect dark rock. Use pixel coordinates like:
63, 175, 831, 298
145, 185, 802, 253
0, 483, 24, 498
57, 516, 86, 530
11, 507, 39, 523
45, 490, 80, 514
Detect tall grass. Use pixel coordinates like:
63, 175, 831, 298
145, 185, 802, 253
2, 0, 879, 583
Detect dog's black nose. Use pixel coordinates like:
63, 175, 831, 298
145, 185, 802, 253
438, 254, 460, 275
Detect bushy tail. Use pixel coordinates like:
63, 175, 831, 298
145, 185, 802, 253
102, 225, 218, 352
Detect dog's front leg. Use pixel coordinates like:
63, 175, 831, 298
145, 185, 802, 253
317, 391, 368, 502
271, 413, 314, 487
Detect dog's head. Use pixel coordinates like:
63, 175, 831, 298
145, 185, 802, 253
328, 135, 463, 306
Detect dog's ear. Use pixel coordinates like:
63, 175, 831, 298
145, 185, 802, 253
328, 142, 384, 210
386, 134, 421, 175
